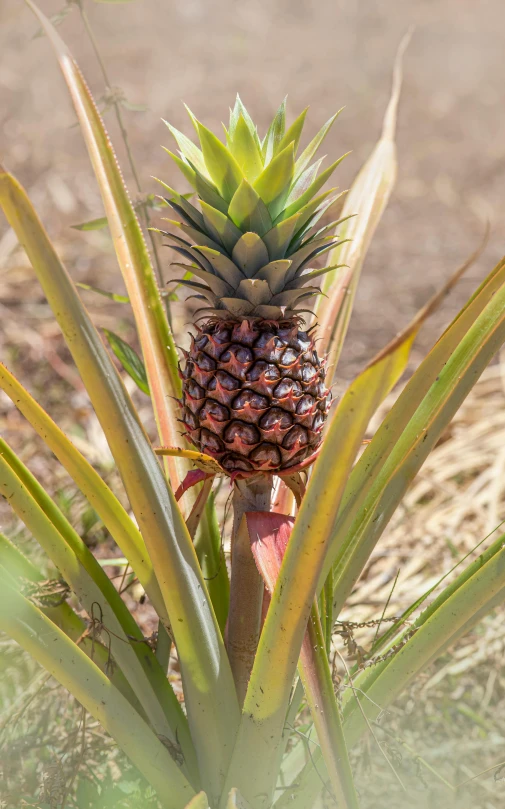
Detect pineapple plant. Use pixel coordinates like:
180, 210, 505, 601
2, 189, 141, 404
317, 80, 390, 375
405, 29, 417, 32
159, 99, 346, 476
4, 7, 505, 809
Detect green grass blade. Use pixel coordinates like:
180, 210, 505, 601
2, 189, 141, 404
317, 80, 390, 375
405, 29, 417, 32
0, 362, 167, 622
0, 437, 197, 775
0, 571, 195, 809
24, 0, 185, 493
0, 165, 240, 800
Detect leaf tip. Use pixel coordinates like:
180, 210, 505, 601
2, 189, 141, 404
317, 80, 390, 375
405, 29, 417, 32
382, 27, 414, 140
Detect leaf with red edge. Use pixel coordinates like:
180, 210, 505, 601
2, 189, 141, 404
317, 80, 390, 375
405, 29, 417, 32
245, 512, 359, 809
247, 512, 294, 593
175, 470, 215, 502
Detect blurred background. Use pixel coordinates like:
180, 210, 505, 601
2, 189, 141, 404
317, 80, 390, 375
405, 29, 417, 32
2, 1, 505, 807
2, 0, 505, 378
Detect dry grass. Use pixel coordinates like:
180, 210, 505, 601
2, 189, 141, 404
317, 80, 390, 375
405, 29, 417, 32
335, 359, 505, 809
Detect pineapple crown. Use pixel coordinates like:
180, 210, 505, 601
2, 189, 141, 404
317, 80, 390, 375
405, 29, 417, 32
157, 96, 350, 321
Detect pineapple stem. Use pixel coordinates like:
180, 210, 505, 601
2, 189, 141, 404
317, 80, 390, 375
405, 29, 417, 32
227, 476, 273, 707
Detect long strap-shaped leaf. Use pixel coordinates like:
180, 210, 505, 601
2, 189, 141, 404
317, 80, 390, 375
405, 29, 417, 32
0, 168, 240, 798
222, 330, 416, 808
0, 362, 167, 622
316, 32, 410, 381
0, 436, 196, 774
247, 513, 359, 809
0, 571, 194, 809
24, 0, 185, 493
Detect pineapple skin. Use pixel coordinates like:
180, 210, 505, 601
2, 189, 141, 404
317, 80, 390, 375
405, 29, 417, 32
180, 318, 331, 474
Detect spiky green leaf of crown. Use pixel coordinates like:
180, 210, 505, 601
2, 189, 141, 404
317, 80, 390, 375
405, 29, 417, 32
158, 97, 351, 321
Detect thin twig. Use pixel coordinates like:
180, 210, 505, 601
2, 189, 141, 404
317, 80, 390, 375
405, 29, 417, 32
373, 722, 455, 791
284, 722, 334, 802
455, 760, 505, 789
373, 568, 400, 646
335, 648, 407, 792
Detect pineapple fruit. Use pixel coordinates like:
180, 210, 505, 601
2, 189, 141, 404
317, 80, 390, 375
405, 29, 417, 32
160, 97, 348, 476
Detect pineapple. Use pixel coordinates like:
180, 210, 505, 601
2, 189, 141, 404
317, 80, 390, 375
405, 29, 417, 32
159, 97, 348, 476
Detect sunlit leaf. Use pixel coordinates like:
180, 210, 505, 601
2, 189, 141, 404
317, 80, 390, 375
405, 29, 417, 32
104, 328, 150, 395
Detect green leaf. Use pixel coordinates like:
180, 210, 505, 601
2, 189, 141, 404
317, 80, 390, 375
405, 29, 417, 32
164, 119, 210, 180
276, 532, 505, 809
76, 282, 129, 302
104, 328, 150, 395
294, 108, 344, 178
228, 179, 272, 235
72, 215, 109, 231
193, 246, 246, 287
261, 98, 286, 164
194, 493, 230, 635
231, 232, 269, 277
253, 143, 295, 210
326, 253, 505, 619
281, 153, 349, 221
199, 200, 243, 253
277, 108, 308, 156
261, 215, 301, 259
286, 158, 323, 205
163, 148, 228, 214
255, 259, 293, 294
0, 534, 143, 710
160, 220, 225, 254
229, 95, 262, 152
228, 115, 264, 183
196, 120, 244, 201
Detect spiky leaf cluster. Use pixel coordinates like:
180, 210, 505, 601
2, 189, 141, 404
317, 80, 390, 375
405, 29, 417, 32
158, 97, 349, 320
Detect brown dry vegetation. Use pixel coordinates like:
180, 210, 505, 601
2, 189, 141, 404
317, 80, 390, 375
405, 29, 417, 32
2, 1, 505, 807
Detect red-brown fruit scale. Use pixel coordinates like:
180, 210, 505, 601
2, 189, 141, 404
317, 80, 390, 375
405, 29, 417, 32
179, 319, 332, 475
